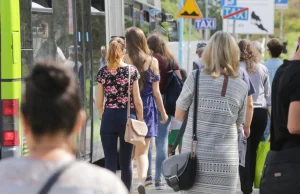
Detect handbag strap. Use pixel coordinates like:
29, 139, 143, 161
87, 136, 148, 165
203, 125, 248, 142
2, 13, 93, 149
127, 65, 131, 119
170, 70, 200, 153
37, 161, 75, 194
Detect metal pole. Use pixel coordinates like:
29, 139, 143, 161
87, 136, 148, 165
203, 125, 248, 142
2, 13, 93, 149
187, 19, 192, 73
280, 9, 283, 40
179, 0, 184, 67
205, 0, 209, 40
233, 20, 236, 39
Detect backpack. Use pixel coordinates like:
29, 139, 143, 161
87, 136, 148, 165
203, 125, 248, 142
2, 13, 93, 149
164, 60, 183, 116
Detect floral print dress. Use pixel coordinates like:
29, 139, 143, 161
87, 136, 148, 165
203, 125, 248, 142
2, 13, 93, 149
97, 65, 140, 109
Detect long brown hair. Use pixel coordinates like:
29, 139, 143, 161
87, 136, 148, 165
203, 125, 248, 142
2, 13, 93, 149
238, 39, 260, 73
125, 27, 151, 89
147, 33, 177, 64
106, 37, 126, 70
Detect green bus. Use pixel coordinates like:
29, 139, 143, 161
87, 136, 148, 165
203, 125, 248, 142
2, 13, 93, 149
0, 0, 107, 163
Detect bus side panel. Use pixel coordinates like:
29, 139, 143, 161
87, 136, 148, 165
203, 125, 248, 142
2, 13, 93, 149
1, 0, 21, 79
0, 0, 22, 159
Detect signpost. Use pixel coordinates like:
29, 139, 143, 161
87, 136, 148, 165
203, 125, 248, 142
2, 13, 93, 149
178, 0, 203, 72
194, 18, 216, 30
223, 6, 249, 38
275, 0, 289, 39
222, 0, 274, 35
275, 0, 288, 10
221, 0, 236, 8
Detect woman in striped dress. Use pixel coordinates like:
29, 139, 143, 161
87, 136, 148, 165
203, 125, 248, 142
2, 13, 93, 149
175, 31, 248, 194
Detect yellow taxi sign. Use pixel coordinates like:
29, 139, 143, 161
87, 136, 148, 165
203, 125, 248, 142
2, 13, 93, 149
178, 0, 203, 19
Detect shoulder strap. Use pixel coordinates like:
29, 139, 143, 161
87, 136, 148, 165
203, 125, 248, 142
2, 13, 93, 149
193, 70, 199, 141
221, 76, 229, 97
171, 70, 199, 153
127, 65, 131, 119
149, 55, 153, 68
37, 161, 75, 194
169, 59, 175, 71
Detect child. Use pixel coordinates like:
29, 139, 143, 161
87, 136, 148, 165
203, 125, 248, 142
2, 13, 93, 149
168, 68, 187, 156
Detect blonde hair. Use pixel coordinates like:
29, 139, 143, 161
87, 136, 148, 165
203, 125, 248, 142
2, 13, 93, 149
106, 38, 125, 70
202, 31, 240, 78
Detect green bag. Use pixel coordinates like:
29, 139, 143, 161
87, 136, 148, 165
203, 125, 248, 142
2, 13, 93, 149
254, 137, 270, 188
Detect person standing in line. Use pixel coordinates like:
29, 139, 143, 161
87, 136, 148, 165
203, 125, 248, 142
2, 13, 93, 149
167, 68, 188, 156
261, 39, 283, 140
193, 42, 206, 70
146, 33, 182, 190
0, 61, 128, 194
97, 37, 144, 192
99, 46, 107, 70
260, 38, 300, 194
124, 28, 168, 194
175, 31, 248, 194
252, 41, 265, 64
238, 39, 271, 194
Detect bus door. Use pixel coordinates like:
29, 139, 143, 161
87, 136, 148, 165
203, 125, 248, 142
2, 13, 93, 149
18, 0, 92, 161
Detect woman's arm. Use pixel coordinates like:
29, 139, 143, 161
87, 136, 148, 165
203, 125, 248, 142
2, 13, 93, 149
151, 59, 168, 124
132, 80, 144, 121
243, 95, 253, 138
97, 83, 104, 120
175, 71, 196, 122
175, 106, 186, 122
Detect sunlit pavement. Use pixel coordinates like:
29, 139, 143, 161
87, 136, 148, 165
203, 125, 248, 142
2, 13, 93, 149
117, 145, 259, 194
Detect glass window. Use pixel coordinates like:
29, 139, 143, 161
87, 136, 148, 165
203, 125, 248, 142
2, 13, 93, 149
124, 3, 132, 17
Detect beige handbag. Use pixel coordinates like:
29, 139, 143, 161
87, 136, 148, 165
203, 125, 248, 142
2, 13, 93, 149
124, 65, 148, 145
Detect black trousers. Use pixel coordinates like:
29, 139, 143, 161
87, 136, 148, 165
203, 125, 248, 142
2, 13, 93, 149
239, 108, 268, 194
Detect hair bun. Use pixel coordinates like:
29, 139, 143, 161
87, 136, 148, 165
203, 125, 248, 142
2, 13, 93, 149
30, 61, 70, 97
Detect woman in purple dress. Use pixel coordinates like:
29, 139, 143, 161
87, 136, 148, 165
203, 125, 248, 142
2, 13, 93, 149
124, 27, 168, 194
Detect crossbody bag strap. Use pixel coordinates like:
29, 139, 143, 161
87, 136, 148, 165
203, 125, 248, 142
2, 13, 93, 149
192, 70, 199, 141
171, 70, 200, 153
127, 65, 131, 119
37, 161, 75, 194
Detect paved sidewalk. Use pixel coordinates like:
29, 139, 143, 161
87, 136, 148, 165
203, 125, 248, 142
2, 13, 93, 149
118, 146, 259, 194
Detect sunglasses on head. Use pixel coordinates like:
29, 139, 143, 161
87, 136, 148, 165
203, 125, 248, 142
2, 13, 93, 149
111, 36, 125, 40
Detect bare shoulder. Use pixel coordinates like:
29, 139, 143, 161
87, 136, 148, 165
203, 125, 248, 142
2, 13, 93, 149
151, 57, 159, 71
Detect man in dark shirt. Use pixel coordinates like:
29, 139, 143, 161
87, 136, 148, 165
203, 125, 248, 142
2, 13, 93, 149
270, 44, 300, 151
260, 38, 300, 194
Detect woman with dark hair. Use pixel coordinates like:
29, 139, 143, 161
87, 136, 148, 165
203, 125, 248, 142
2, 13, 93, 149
97, 37, 144, 192
124, 27, 168, 194
0, 61, 128, 194
146, 33, 181, 190
238, 39, 271, 194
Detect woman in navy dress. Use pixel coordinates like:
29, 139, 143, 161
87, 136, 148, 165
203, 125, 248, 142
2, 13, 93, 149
124, 27, 168, 194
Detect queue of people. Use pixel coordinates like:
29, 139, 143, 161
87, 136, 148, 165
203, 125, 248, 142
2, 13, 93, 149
0, 26, 299, 194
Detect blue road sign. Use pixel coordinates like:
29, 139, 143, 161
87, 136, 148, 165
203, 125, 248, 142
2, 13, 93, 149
223, 6, 249, 21
275, 0, 288, 9
221, 0, 236, 8
194, 18, 216, 30
275, 0, 288, 4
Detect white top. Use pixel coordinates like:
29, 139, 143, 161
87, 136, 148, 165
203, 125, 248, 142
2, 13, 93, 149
169, 116, 182, 130
0, 158, 128, 194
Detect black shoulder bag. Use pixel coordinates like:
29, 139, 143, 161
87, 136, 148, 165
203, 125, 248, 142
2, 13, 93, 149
37, 161, 75, 194
162, 70, 199, 192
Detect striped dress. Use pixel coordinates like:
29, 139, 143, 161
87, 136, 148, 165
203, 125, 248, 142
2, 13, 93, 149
176, 71, 248, 194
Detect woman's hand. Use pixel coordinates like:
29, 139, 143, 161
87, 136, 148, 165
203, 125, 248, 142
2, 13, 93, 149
160, 113, 169, 124
243, 124, 250, 138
